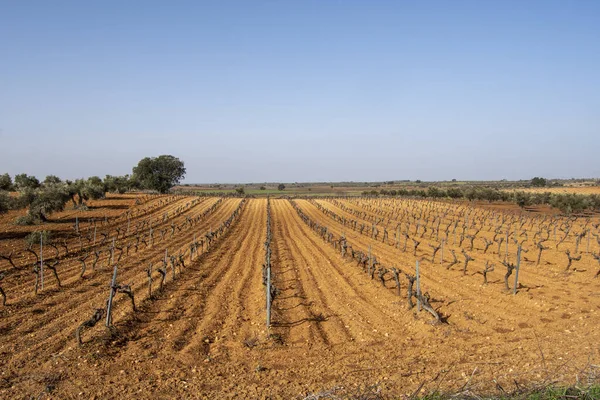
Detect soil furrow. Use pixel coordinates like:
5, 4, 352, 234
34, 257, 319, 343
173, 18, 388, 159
1, 199, 241, 374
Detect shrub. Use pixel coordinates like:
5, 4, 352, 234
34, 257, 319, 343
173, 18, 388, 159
25, 231, 52, 247
479, 188, 501, 202
515, 192, 533, 208
531, 192, 551, 205
427, 187, 446, 198
465, 188, 478, 201
446, 188, 464, 199
362, 190, 379, 196
0, 190, 9, 214
15, 214, 36, 226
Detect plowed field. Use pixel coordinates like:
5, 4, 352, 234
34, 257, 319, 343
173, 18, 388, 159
1, 196, 599, 399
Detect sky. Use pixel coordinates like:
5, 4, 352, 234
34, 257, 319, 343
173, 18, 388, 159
1, 1, 599, 183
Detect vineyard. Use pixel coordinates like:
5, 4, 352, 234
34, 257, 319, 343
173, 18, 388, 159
1, 194, 599, 398
506, 186, 600, 195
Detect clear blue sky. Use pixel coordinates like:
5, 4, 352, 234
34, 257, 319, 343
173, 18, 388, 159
1, 1, 598, 183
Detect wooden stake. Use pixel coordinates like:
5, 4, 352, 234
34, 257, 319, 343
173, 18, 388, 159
587, 230, 590, 254
505, 230, 509, 260
416, 260, 421, 312
266, 261, 271, 328
106, 265, 118, 327
368, 245, 372, 276
40, 233, 44, 291
111, 238, 115, 264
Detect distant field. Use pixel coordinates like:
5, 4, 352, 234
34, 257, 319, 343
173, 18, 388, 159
175, 184, 368, 196
177, 183, 600, 201
504, 186, 600, 195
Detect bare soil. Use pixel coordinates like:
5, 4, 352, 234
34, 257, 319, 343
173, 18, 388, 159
0, 195, 599, 399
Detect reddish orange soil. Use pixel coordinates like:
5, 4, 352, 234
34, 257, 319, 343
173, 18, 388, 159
0, 196, 599, 398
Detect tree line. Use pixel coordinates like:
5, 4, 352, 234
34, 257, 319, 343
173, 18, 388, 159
0, 155, 185, 223
365, 186, 600, 214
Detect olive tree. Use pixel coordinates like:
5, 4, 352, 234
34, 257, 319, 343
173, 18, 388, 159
81, 177, 106, 201
28, 185, 71, 222
531, 177, 547, 187
43, 175, 62, 186
0, 174, 13, 191
0, 191, 9, 214
65, 178, 106, 206
66, 179, 85, 206
104, 175, 132, 194
14, 174, 40, 190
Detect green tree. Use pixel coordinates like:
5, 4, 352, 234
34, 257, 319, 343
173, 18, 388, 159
447, 188, 464, 199
0, 174, 13, 191
0, 190, 9, 214
82, 177, 106, 200
480, 188, 500, 203
427, 187, 445, 198
65, 178, 106, 206
133, 155, 186, 194
14, 174, 40, 190
515, 192, 532, 209
104, 175, 132, 194
465, 188, 478, 201
43, 175, 62, 185
531, 177, 547, 187
28, 185, 70, 222
235, 187, 245, 195
278, 183, 285, 191
65, 179, 86, 206
25, 231, 52, 247
13, 187, 37, 209
87, 176, 103, 186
